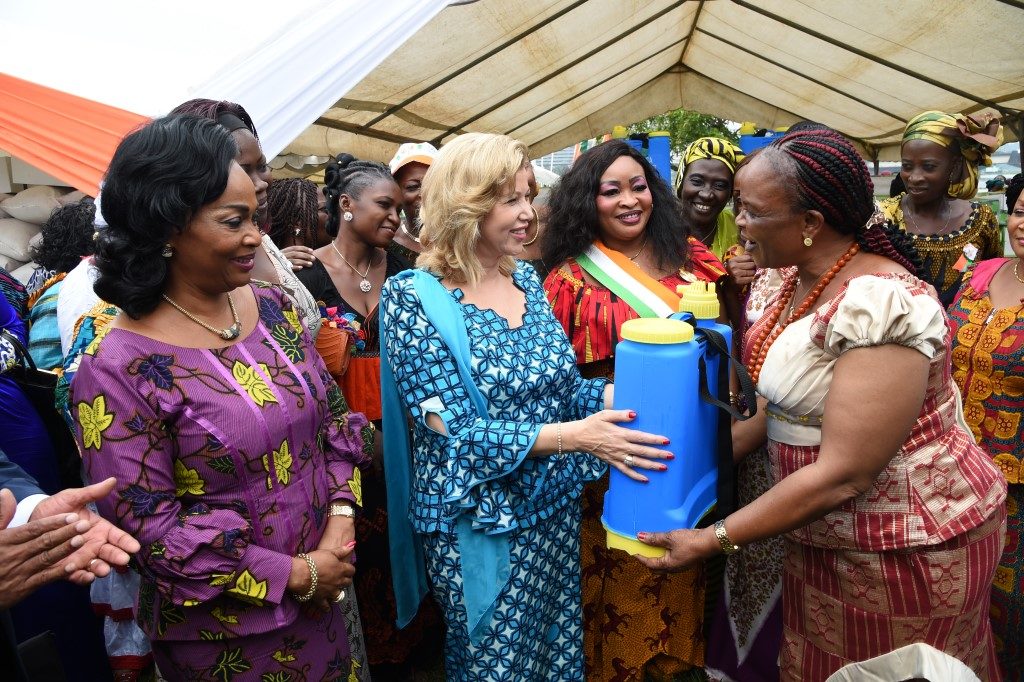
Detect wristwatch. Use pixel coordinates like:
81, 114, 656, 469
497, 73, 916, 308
714, 519, 741, 555
329, 504, 355, 518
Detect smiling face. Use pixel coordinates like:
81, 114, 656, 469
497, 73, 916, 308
679, 158, 733, 230
900, 139, 959, 205
734, 155, 806, 269
168, 162, 262, 293
340, 177, 403, 248
594, 155, 653, 246
476, 167, 533, 262
394, 161, 430, 228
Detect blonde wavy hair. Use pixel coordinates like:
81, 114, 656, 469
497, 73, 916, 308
416, 132, 530, 286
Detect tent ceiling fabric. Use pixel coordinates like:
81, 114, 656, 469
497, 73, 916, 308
0, 0, 449, 192
286, 0, 1024, 165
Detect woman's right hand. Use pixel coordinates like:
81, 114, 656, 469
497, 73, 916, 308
289, 547, 355, 613
568, 410, 672, 482
726, 252, 756, 287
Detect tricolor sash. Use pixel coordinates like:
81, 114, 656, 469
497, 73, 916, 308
576, 241, 680, 318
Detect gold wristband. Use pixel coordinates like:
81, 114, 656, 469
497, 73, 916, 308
714, 519, 741, 555
557, 422, 563, 457
294, 553, 318, 602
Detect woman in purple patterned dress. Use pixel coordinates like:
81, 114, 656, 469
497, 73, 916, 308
71, 115, 370, 681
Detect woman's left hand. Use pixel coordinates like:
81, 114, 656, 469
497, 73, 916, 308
633, 528, 716, 572
317, 515, 355, 558
281, 245, 316, 271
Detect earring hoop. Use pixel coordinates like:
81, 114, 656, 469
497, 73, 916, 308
803, 236, 813, 247
523, 206, 540, 246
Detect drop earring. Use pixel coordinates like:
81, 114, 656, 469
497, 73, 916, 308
803, 236, 813, 247
343, 211, 353, 222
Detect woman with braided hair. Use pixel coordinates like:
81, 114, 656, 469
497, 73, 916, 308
635, 129, 1007, 681
879, 110, 1004, 307
296, 153, 444, 679
266, 177, 330, 251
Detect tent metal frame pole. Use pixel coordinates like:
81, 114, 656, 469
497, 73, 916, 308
363, 0, 591, 129
677, 0, 706, 63
504, 36, 689, 136
431, 0, 691, 144
694, 28, 904, 123
730, 0, 1010, 115
311, 118, 431, 145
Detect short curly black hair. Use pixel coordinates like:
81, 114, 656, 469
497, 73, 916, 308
94, 115, 238, 318
31, 198, 96, 273
1007, 173, 1024, 210
541, 140, 690, 272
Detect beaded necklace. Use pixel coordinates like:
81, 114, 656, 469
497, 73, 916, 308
747, 242, 860, 384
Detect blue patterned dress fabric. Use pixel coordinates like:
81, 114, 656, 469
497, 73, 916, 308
380, 263, 608, 681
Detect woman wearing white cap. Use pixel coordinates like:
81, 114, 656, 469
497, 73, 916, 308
388, 142, 438, 264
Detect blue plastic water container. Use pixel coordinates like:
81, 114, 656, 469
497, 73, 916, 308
603, 317, 709, 558
738, 133, 776, 156
646, 132, 673, 187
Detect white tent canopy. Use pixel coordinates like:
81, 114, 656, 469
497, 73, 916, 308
0, 0, 450, 191
285, 0, 1024, 166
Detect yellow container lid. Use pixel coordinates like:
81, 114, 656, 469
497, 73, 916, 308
677, 281, 720, 319
648, 131, 671, 137
620, 318, 693, 344
738, 121, 757, 135
611, 125, 629, 139
605, 526, 666, 558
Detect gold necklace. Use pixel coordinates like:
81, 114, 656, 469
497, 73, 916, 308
331, 240, 376, 293
162, 292, 241, 340
903, 196, 954, 237
1015, 259, 1024, 285
628, 234, 650, 261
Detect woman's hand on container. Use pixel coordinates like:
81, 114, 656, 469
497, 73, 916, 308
726, 252, 756, 287
634, 527, 717, 572
570, 410, 672, 482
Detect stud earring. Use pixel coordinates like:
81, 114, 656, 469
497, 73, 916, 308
294, 227, 302, 236
343, 211, 353, 222
803, 236, 813, 247
162, 244, 174, 258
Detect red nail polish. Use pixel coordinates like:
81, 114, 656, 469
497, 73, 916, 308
345, 541, 357, 548
628, 411, 637, 419
664, 453, 675, 460
660, 464, 668, 471
641, 477, 650, 484
663, 438, 670, 445
636, 532, 647, 540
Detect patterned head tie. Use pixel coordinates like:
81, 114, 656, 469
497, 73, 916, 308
675, 137, 744, 193
902, 111, 1004, 200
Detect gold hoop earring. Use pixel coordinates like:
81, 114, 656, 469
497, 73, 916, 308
523, 206, 540, 246
803, 236, 813, 247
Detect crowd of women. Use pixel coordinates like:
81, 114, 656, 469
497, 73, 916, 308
0, 99, 1021, 682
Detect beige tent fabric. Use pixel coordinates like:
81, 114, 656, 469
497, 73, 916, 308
283, 0, 1024, 167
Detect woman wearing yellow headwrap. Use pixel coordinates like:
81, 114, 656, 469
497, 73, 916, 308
675, 137, 744, 260
879, 110, 1004, 306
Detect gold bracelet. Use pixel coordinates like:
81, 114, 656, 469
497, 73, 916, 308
294, 553, 318, 602
557, 422, 563, 457
714, 519, 741, 555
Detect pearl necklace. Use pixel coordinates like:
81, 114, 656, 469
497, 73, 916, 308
747, 243, 860, 384
331, 241, 376, 293
162, 292, 241, 340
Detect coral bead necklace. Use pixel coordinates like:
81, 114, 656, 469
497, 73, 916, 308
748, 242, 860, 384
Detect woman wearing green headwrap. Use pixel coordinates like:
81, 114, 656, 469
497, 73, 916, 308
880, 111, 1004, 307
675, 137, 744, 260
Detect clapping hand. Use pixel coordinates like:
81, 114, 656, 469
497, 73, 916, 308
30, 477, 142, 585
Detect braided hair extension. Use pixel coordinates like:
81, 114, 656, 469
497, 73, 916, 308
322, 153, 395, 238
767, 130, 920, 275
266, 178, 319, 248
